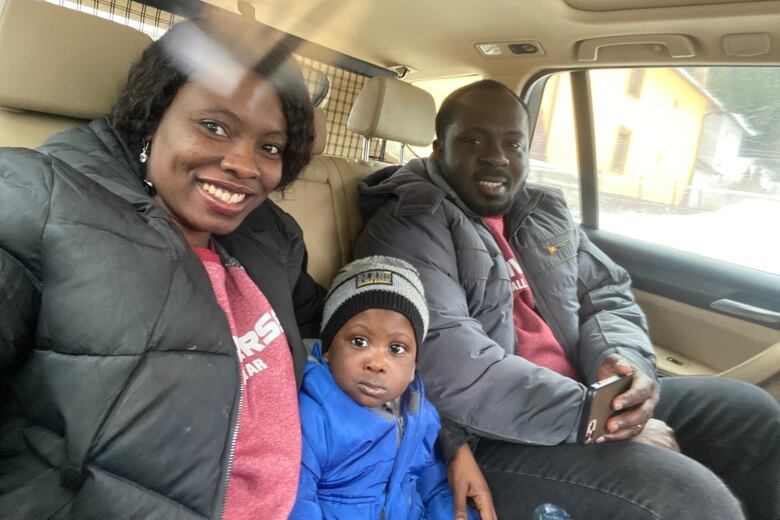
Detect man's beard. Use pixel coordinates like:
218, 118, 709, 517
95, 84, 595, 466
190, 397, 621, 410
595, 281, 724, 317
469, 197, 516, 217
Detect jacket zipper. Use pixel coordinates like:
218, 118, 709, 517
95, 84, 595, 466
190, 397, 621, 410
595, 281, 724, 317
154, 219, 244, 519
474, 194, 549, 351
219, 362, 244, 519
506, 200, 570, 352
379, 413, 404, 520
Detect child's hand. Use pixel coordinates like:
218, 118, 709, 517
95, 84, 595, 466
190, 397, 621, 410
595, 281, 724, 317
447, 443, 497, 520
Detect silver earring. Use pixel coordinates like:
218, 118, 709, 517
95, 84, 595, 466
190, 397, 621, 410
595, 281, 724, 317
139, 141, 150, 164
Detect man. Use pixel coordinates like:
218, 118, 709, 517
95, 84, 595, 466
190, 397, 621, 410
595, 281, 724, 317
354, 79, 780, 519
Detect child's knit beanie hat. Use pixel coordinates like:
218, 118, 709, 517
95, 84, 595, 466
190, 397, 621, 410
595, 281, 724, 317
320, 255, 429, 354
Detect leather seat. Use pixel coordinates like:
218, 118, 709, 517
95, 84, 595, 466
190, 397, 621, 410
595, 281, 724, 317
272, 76, 435, 287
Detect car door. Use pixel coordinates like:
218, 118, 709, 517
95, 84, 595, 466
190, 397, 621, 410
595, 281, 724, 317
525, 67, 780, 400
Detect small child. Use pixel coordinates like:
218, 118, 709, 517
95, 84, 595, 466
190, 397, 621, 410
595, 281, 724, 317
290, 256, 477, 519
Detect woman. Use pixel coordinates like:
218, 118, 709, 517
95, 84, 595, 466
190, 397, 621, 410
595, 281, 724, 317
0, 14, 322, 520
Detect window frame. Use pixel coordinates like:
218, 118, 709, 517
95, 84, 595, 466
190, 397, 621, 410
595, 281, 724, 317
522, 66, 780, 329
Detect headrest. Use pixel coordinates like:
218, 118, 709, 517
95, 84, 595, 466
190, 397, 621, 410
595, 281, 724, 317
0, 0, 152, 119
347, 77, 435, 146
313, 107, 327, 155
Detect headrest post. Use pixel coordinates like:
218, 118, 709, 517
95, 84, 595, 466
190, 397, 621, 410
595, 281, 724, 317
400, 145, 405, 164
361, 137, 371, 162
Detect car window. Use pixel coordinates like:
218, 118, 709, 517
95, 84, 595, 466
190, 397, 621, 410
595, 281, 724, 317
531, 67, 780, 275
529, 72, 582, 220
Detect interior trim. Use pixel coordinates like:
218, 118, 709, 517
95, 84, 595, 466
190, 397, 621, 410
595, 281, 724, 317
564, 0, 773, 12
721, 32, 771, 56
140, 0, 396, 78
570, 71, 600, 229
586, 228, 780, 330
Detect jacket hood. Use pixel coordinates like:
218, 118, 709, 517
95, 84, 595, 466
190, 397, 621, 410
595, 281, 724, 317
359, 158, 446, 222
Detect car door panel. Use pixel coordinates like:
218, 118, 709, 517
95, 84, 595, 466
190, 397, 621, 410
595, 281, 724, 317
588, 228, 780, 399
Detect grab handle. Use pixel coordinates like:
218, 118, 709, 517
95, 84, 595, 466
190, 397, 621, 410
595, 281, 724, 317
577, 34, 695, 61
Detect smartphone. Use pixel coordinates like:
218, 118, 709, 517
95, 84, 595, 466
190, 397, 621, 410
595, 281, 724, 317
577, 374, 633, 445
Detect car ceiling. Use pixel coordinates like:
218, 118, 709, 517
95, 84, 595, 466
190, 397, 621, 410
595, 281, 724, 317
192, 0, 780, 83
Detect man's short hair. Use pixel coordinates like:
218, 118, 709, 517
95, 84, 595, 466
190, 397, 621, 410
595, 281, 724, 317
435, 79, 529, 141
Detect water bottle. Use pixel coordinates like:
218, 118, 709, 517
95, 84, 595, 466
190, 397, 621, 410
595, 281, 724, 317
533, 503, 571, 520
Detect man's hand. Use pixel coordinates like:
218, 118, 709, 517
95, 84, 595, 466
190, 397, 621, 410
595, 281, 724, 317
595, 354, 659, 443
630, 418, 680, 452
447, 443, 497, 520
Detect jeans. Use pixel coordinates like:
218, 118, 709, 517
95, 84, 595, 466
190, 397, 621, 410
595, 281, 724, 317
473, 377, 780, 520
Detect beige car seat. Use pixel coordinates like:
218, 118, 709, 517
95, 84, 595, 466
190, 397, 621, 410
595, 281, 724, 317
272, 77, 435, 288
0, 0, 151, 148
347, 76, 435, 162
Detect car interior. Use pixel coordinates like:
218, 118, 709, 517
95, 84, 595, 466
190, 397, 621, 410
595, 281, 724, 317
0, 0, 777, 401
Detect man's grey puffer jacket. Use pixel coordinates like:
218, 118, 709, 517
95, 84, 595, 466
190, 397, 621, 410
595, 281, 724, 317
354, 158, 656, 457
0, 119, 323, 519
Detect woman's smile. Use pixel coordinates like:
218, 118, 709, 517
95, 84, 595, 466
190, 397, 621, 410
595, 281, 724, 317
199, 181, 248, 204
197, 180, 257, 216
146, 74, 286, 247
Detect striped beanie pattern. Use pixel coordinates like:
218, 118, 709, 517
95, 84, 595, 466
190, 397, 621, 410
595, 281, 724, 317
320, 256, 429, 354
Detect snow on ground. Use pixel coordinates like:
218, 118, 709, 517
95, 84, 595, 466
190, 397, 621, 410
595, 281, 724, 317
600, 199, 780, 275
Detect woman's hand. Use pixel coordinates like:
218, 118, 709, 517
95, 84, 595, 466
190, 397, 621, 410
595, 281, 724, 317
447, 443, 497, 520
595, 354, 659, 443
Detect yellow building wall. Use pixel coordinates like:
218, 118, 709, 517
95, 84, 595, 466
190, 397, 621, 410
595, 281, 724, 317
540, 68, 709, 205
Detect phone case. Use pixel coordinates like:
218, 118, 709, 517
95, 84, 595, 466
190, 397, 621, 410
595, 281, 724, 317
577, 374, 633, 445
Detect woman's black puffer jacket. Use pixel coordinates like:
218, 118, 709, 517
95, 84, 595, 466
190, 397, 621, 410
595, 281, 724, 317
0, 119, 323, 520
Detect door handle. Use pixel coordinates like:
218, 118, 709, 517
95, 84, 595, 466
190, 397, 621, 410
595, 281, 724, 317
710, 299, 780, 325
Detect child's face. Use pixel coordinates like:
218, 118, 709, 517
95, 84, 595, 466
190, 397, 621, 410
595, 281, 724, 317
325, 308, 417, 408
